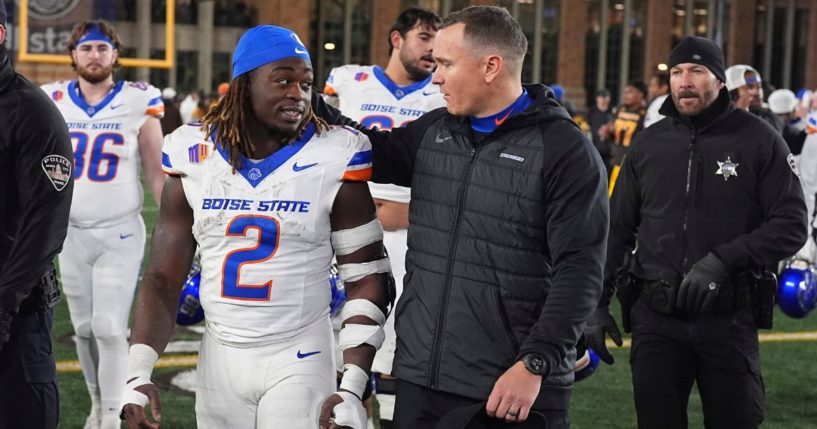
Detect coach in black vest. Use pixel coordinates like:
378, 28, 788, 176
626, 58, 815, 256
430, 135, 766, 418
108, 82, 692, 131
318, 6, 608, 429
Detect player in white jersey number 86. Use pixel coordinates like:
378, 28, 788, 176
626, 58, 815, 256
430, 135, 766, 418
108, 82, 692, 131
41, 20, 166, 429
120, 25, 393, 429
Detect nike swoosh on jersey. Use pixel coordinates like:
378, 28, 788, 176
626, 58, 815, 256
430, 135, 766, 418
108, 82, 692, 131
293, 162, 318, 172
296, 350, 321, 359
119, 233, 134, 239
422, 90, 438, 96
111, 103, 124, 110
495, 110, 513, 126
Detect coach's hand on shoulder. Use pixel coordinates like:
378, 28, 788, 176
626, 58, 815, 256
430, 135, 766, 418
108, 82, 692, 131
486, 361, 542, 423
319, 391, 367, 429
676, 252, 728, 314
584, 306, 623, 365
120, 378, 161, 429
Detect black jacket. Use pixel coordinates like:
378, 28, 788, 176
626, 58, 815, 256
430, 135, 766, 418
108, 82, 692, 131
782, 122, 806, 155
752, 106, 785, 135
604, 88, 806, 294
354, 84, 609, 408
0, 47, 73, 316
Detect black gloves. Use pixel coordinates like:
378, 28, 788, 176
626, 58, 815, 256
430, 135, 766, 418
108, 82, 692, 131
676, 253, 728, 314
583, 307, 623, 365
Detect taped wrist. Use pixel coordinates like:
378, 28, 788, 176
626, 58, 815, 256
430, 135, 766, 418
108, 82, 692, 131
331, 219, 383, 256
339, 364, 369, 400
120, 344, 159, 410
126, 344, 159, 380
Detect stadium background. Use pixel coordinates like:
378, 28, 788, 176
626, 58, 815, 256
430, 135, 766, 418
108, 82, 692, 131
3, 0, 817, 108
3, 0, 817, 427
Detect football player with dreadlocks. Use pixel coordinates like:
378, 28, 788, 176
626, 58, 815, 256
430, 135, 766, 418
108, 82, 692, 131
120, 26, 392, 429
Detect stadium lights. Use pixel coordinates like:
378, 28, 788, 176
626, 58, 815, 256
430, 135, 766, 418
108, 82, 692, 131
325, 42, 336, 50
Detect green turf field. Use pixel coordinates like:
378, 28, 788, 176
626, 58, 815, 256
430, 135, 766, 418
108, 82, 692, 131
53, 191, 817, 428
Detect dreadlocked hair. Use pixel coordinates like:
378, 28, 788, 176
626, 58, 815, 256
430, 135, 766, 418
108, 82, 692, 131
201, 74, 330, 172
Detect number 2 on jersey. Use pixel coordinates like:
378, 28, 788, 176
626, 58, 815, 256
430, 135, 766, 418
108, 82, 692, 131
221, 215, 280, 301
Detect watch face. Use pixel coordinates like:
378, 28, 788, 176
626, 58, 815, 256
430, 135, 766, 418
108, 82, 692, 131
530, 357, 544, 371
524, 354, 546, 374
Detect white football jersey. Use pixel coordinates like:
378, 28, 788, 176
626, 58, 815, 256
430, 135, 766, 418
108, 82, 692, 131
162, 123, 373, 346
42, 80, 164, 228
324, 65, 445, 203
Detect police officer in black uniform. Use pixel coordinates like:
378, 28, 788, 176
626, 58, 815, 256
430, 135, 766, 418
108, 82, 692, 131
585, 36, 807, 429
0, 2, 74, 427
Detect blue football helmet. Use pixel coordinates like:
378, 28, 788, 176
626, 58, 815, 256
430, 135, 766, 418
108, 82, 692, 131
177, 268, 205, 325
574, 347, 601, 382
329, 264, 346, 317
778, 259, 817, 319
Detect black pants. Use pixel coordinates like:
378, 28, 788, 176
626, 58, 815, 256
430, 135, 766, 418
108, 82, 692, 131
629, 297, 764, 429
393, 379, 569, 429
0, 305, 58, 429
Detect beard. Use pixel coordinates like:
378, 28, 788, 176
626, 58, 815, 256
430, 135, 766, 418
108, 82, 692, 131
76, 62, 114, 84
747, 94, 763, 109
400, 49, 433, 82
672, 88, 719, 117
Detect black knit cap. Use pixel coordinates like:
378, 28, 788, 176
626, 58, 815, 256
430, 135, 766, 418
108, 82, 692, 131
668, 36, 726, 83
0, 1, 6, 26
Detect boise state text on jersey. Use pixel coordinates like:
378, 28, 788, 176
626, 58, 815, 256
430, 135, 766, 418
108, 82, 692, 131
41, 80, 164, 228
324, 64, 445, 203
162, 123, 372, 346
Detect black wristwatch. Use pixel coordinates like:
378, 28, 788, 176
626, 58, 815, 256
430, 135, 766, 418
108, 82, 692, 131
520, 353, 548, 376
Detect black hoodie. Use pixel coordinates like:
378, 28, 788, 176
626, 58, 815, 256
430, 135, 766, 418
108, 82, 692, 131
338, 84, 610, 409
604, 87, 806, 296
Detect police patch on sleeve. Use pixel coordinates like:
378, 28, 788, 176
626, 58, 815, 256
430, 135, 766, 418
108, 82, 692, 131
41, 155, 72, 191
788, 153, 800, 177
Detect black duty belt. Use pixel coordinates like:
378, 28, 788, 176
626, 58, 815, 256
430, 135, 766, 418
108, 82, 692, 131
640, 274, 753, 316
19, 264, 61, 314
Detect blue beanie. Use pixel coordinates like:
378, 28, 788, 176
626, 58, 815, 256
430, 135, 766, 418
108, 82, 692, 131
232, 25, 311, 79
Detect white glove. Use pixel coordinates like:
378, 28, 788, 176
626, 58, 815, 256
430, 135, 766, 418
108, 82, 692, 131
796, 236, 817, 264
331, 391, 367, 429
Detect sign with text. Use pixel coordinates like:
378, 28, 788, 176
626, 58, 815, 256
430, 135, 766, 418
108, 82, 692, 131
17, 0, 175, 69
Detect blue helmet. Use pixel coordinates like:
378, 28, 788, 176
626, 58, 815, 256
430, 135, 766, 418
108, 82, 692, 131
177, 269, 205, 325
574, 347, 601, 382
778, 259, 817, 319
329, 264, 346, 317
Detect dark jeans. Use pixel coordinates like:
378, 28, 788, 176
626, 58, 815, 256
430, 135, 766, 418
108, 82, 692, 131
0, 305, 58, 429
393, 379, 569, 429
629, 297, 764, 429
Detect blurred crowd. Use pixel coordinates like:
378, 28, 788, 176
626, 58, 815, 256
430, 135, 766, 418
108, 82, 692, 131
550, 63, 817, 266
550, 67, 817, 179
158, 81, 229, 135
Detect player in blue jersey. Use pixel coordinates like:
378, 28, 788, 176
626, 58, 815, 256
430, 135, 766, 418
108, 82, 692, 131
42, 20, 166, 429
